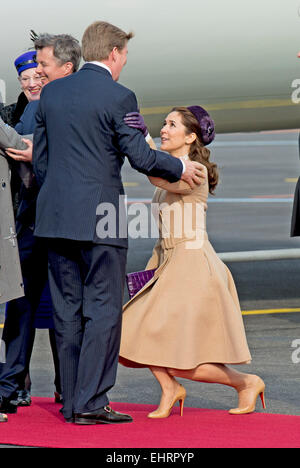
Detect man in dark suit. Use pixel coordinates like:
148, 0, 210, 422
33, 21, 205, 425
0, 34, 81, 418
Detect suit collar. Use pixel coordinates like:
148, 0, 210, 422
81, 62, 113, 79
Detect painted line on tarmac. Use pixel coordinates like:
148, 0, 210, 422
285, 178, 298, 183
211, 141, 298, 147
242, 308, 300, 316
208, 198, 293, 203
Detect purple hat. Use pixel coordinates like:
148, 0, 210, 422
14, 51, 37, 76
187, 105, 215, 146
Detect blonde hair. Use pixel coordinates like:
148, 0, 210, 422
82, 21, 134, 62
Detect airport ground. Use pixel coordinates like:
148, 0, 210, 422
1, 130, 300, 426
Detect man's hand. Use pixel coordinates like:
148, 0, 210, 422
5, 139, 33, 163
181, 160, 206, 188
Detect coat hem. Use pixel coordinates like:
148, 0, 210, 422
119, 355, 252, 370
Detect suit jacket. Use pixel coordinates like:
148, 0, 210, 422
15, 101, 39, 136
33, 63, 183, 248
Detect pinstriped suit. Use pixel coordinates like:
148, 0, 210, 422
33, 63, 183, 418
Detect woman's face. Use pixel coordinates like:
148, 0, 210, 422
19, 67, 43, 102
160, 111, 193, 156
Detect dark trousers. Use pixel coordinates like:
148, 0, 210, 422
0, 227, 48, 398
47, 239, 127, 419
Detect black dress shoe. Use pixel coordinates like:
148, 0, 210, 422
10, 390, 32, 407
0, 396, 17, 414
74, 406, 133, 425
64, 416, 75, 424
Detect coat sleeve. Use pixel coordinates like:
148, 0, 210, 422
0, 117, 35, 188
32, 99, 48, 187
113, 90, 183, 183
148, 177, 193, 194
0, 116, 29, 150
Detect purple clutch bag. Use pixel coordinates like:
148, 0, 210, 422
126, 268, 156, 299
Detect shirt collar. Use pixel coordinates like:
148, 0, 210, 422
86, 61, 112, 76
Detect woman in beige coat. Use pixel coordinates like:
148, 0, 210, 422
120, 106, 266, 418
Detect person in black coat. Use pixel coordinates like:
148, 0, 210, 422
0, 36, 81, 418
291, 134, 300, 236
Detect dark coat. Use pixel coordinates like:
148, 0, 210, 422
33, 63, 183, 248
291, 178, 300, 236
291, 134, 300, 237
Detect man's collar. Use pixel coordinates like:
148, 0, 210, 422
86, 61, 112, 76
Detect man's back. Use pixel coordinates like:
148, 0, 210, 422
33, 63, 182, 245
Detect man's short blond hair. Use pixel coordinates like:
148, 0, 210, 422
82, 21, 134, 62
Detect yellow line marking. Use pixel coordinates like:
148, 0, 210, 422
140, 99, 296, 116
285, 178, 298, 183
0, 324, 3, 329
123, 182, 139, 187
242, 308, 300, 316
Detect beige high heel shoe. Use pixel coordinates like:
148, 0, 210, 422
229, 376, 266, 415
148, 385, 187, 419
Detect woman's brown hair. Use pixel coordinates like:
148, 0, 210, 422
171, 107, 219, 194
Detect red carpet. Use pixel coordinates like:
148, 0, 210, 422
0, 398, 299, 448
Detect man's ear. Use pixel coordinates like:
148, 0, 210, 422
111, 47, 119, 62
64, 61, 74, 75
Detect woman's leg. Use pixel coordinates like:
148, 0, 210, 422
168, 363, 265, 413
149, 366, 186, 417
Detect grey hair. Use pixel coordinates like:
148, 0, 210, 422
34, 33, 81, 72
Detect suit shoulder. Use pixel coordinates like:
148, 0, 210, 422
110, 82, 137, 109
40, 74, 74, 96
108, 79, 135, 100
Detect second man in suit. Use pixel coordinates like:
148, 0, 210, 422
33, 20, 206, 425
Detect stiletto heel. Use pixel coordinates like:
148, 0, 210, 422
229, 376, 266, 415
179, 396, 185, 417
260, 391, 266, 410
148, 385, 186, 419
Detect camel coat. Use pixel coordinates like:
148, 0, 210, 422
119, 167, 251, 369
